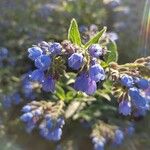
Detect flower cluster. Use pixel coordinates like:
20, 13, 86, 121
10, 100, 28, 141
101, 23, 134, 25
39, 115, 64, 141
20, 101, 64, 141
72, 44, 106, 95
27, 39, 106, 96
2, 72, 38, 109
118, 74, 150, 117
2, 92, 21, 109
28, 41, 63, 93
18, 19, 150, 149
92, 121, 135, 150
92, 137, 106, 150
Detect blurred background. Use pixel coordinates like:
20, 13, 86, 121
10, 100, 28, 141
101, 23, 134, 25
0, 0, 150, 150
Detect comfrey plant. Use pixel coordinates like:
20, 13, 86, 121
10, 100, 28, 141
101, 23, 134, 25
5, 19, 150, 149
20, 101, 64, 141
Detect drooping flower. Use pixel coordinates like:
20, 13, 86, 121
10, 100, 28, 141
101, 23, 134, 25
74, 73, 88, 92
0, 47, 8, 59
86, 78, 97, 95
20, 101, 65, 141
39, 115, 65, 141
28, 46, 43, 60
49, 42, 62, 55
125, 123, 135, 136
29, 69, 45, 83
92, 137, 106, 150
113, 129, 124, 145
11, 92, 21, 105
20, 107, 43, 133
35, 55, 51, 71
20, 112, 33, 122
42, 75, 55, 93
107, 32, 118, 41
2, 92, 21, 109
22, 105, 32, 113
119, 100, 131, 116
21, 74, 36, 100
120, 74, 133, 88
74, 73, 97, 95
68, 53, 83, 70
89, 64, 105, 82
88, 44, 103, 58
129, 87, 146, 108
2, 95, 12, 109
136, 78, 149, 90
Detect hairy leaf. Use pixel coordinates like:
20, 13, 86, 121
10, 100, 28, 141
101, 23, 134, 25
68, 18, 82, 46
105, 41, 118, 63
84, 27, 107, 48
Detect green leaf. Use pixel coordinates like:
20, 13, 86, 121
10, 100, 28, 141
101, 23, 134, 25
55, 85, 66, 101
105, 41, 118, 63
66, 91, 75, 101
84, 27, 107, 48
97, 92, 111, 101
68, 18, 82, 46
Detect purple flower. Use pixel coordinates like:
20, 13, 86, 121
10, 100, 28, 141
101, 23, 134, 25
22, 80, 36, 100
2, 95, 12, 109
88, 44, 103, 58
113, 129, 124, 145
120, 74, 133, 87
89, 64, 105, 82
107, 32, 118, 41
39, 117, 65, 141
29, 69, 45, 83
42, 76, 55, 93
129, 87, 146, 108
20, 112, 33, 122
26, 120, 36, 133
20, 105, 42, 133
79, 25, 88, 33
74, 73, 97, 95
136, 78, 149, 90
20, 103, 65, 141
92, 137, 105, 150
49, 42, 62, 55
35, 55, 51, 71
56, 118, 65, 128
126, 124, 135, 136
22, 105, 32, 113
28, 47, 43, 60
51, 128, 62, 141
74, 74, 88, 92
145, 85, 150, 97
0, 47, 8, 59
38, 41, 49, 52
86, 79, 97, 95
12, 92, 21, 105
68, 53, 83, 70
119, 100, 131, 116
